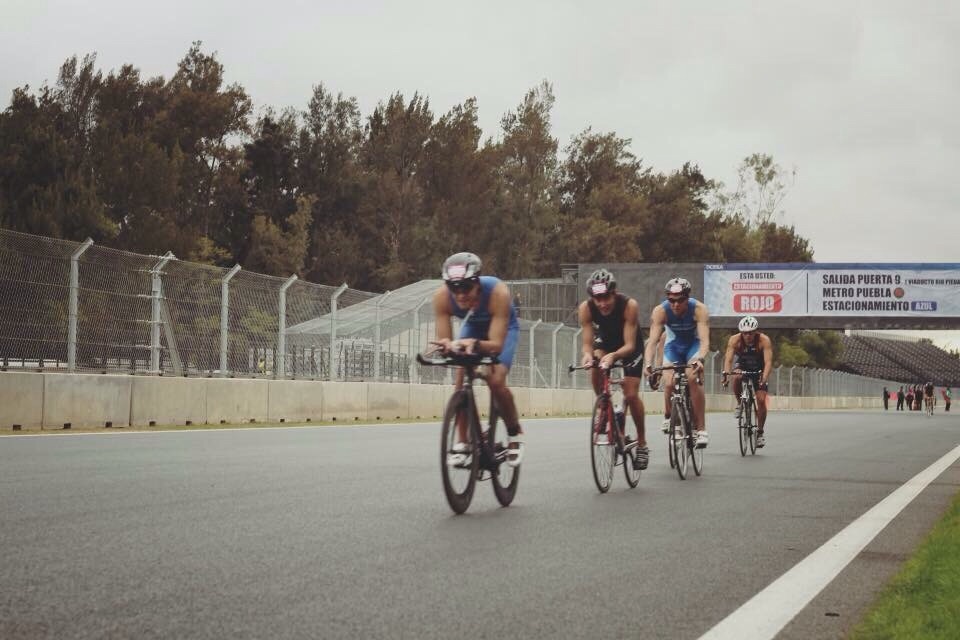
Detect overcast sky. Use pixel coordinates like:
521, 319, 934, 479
3, 1, 959, 346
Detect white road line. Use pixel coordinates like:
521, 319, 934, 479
699, 443, 960, 640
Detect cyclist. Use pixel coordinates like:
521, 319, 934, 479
721, 315, 774, 447
576, 268, 648, 470
643, 277, 711, 448
432, 252, 524, 467
924, 381, 935, 413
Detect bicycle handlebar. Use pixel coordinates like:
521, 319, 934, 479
416, 352, 500, 368
567, 360, 627, 373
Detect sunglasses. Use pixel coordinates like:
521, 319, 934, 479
667, 296, 688, 305
592, 292, 614, 302
446, 279, 478, 293
742, 331, 757, 337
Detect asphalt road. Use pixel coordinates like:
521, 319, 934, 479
2, 409, 958, 639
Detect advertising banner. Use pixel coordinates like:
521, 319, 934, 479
704, 264, 960, 317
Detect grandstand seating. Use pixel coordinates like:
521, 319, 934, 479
838, 334, 960, 387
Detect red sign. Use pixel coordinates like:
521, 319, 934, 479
733, 293, 783, 313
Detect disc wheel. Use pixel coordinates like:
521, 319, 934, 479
590, 396, 615, 493
489, 399, 520, 506
440, 390, 478, 514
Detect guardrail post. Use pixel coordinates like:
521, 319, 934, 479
219, 264, 241, 377
277, 274, 298, 378
550, 322, 563, 388
329, 283, 348, 381
68, 238, 93, 371
410, 297, 430, 384
374, 290, 392, 382
150, 252, 175, 374
529, 319, 542, 388
572, 328, 582, 389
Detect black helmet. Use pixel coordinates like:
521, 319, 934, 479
587, 268, 616, 296
664, 277, 692, 296
442, 252, 482, 283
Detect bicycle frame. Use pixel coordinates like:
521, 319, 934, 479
653, 363, 703, 479
569, 360, 640, 491
417, 351, 519, 513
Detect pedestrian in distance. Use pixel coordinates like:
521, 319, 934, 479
896, 386, 905, 411
882, 386, 889, 411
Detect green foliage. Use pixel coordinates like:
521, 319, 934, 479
1, 51, 818, 293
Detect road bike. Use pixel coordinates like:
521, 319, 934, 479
729, 369, 761, 456
569, 361, 641, 492
652, 364, 703, 480
416, 352, 519, 514
924, 394, 935, 417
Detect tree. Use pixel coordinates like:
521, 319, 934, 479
357, 92, 433, 289
726, 153, 797, 228
556, 128, 649, 263
488, 81, 559, 278
298, 84, 368, 287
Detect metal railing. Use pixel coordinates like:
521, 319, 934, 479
0, 228, 905, 396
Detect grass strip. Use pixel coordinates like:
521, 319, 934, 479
848, 490, 960, 640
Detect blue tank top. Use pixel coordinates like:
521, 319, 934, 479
661, 297, 699, 345
449, 276, 520, 331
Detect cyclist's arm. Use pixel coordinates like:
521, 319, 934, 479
760, 334, 774, 385
643, 306, 666, 371
693, 302, 710, 362
722, 334, 737, 375
432, 286, 454, 344
476, 281, 511, 356
611, 298, 640, 361
577, 301, 596, 364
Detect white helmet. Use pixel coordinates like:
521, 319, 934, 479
664, 277, 691, 296
738, 315, 759, 332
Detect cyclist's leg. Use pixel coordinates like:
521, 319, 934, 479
732, 374, 743, 417
660, 340, 682, 433
622, 368, 646, 446
622, 372, 648, 470
685, 343, 706, 433
660, 367, 676, 433
756, 385, 768, 430
590, 348, 606, 395
489, 326, 524, 466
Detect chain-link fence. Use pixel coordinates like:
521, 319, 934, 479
0, 228, 905, 396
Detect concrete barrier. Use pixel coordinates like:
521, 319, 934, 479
409, 384, 448, 420
206, 378, 269, 424
43, 373, 132, 428
321, 381, 368, 421
0, 370, 889, 431
131, 377, 207, 426
0, 372, 44, 429
368, 382, 409, 421
267, 380, 323, 422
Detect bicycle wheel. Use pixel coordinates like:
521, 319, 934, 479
737, 400, 749, 457
441, 390, 479, 514
672, 401, 687, 480
687, 404, 703, 476
590, 395, 616, 493
667, 413, 677, 469
489, 398, 520, 506
621, 409, 641, 488
746, 399, 757, 455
